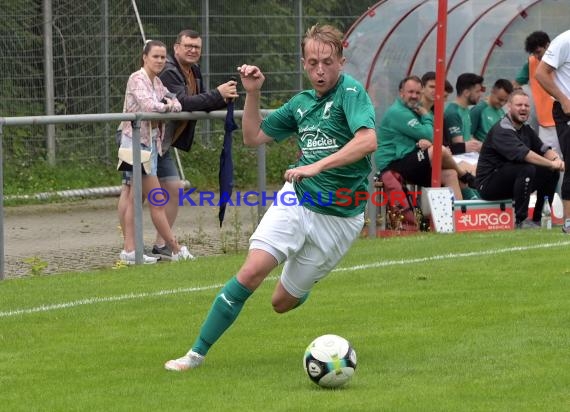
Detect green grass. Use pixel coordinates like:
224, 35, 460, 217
1, 231, 570, 411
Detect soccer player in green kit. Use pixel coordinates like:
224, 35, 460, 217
165, 23, 377, 371
470, 78, 513, 142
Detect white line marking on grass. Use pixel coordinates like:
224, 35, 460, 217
0, 283, 225, 318
333, 240, 570, 272
2, 240, 569, 318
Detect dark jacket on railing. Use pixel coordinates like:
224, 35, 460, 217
159, 55, 227, 152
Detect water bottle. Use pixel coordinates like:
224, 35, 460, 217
541, 196, 552, 230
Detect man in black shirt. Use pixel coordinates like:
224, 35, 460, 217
475, 90, 564, 228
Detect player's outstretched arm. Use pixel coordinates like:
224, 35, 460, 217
237, 64, 272, 147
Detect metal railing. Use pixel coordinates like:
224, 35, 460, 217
0, 110, 275, 280
0, 108, 381, 280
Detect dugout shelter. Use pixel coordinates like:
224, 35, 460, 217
343, 0, 568, 123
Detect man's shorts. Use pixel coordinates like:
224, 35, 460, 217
387, 148, 432, 187
157, 148, 180, 182
249, 182, 364, 298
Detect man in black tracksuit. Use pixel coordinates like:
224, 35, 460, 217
475, 90, 564, 228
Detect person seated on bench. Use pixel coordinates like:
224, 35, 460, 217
420, 71, 454, 113
470, 78, 513, 142
475, 90, 563, 229
375, 75, 476, 201
443, 73, 485, 197
444, 73, 485, 157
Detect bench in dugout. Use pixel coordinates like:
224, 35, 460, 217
373, 170, 429, 233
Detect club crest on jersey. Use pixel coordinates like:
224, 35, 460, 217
322, 101, 334, 119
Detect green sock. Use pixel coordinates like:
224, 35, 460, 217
192, 276, 252, 356
461, 187, 480, 200
293, 292, 310, 309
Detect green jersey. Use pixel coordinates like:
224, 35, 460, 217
443, 102, 472, 147
261, 73, 375, 217
375, 98, 434, 172
470, 100, 504, 142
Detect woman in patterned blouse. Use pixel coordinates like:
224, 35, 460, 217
118, 40, 194, 263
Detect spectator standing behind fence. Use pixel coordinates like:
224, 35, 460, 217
470, 78, 513, 142
117, 40, 193, 263
164, 23, 377, 371
375, 75, 476, 202
475, 90, 563, 229
145, 29, 238, 258
535, 29, 570, 233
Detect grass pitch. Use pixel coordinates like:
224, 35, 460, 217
1, 230, 569, 411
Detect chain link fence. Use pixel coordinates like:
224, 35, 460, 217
1, 0, 372, 167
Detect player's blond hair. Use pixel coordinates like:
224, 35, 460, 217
302, 24, 344, 59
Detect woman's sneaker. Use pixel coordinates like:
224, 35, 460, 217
164, 350, 205, 371
151, 244, 171, 257
119, 250, 158, 265
171, 245, 196, 261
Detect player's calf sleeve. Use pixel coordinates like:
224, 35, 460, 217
192, 276, 252, 356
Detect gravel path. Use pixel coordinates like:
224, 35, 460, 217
3, 197, 260, 278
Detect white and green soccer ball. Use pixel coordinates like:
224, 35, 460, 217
303, 334, 357, 388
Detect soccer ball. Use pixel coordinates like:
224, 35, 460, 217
303, 334, 357, 388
